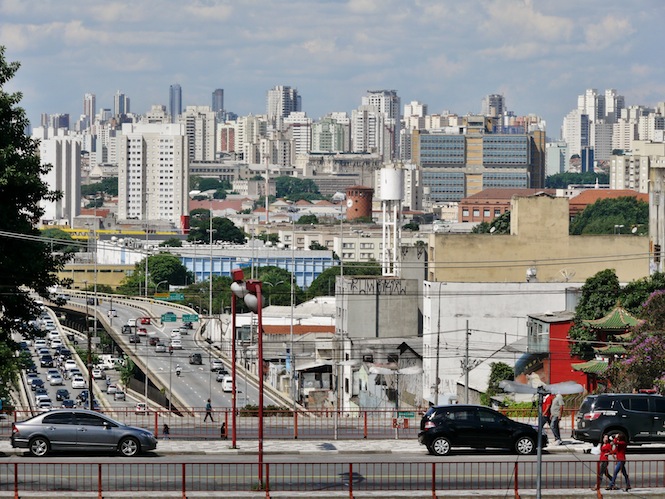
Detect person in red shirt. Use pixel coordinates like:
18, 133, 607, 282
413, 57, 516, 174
541, 393, 554, 428
593, 434, 613, 490
607, 433, 631, 491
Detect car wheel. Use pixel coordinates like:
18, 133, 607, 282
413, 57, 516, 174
515, 435, 536, 455
118, 437, 140, 457
430, 436, 451, 456
29, 437, 50, 457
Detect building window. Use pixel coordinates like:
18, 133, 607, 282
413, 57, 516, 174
473, 209, 480, 217
484, 209, 490, 217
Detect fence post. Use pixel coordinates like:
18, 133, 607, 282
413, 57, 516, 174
431, 462, 436, 499
349, 463, 353, 499
154, 410, 159, 436
363, 411, 368, 439
182, 462, 186, 499
513, 461, 520, 499
13, 462, 18, 499
265, 463, 270, 498
294, 409, 299, 439
98, 463, 102, 499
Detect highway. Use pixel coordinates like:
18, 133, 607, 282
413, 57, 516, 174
63, 295, 282, 414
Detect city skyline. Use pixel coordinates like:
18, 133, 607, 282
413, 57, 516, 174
1, 0, 664, 134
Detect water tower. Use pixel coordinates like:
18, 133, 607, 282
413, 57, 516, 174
379, 168, 403, 276
345, 185, 373, 221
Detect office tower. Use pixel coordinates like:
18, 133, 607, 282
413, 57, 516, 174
546, 141, 568, 176
562, 109, 589, 159
169, 84, 182, 123
83, 93, 96, 121
32, 127, 81, 226
481, 94, 505, 118
605, 89, 625, 123
311, 113, 351, 153
113, 91, 130, 116
266, 85, 301, 123
48, 113, 70, 130
361, 90, 401, 159
178, 106, 217, 161
212, 89, 224, 113
117, 123, 188, 226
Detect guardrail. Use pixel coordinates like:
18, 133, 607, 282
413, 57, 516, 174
2, 408, 577, 441
0, 459, 655, 497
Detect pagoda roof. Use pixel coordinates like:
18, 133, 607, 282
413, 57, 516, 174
582, 306, 642, 331
593, 344, 627, 355
571, 360, 609, 376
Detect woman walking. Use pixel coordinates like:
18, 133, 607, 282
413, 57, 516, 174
593, 434, 613, 490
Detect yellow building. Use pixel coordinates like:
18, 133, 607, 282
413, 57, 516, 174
58, 263, 134, 290
428, 194, 649, 283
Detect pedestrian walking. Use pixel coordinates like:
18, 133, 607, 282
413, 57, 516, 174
593, 434, 613, 490
204, 398, 214, 422
607, 433, 631, 491
550, 392, 564, 445
541, 393, 554, 429
162, 423, 170, 440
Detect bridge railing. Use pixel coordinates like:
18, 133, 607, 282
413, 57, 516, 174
0, 459, 654, 496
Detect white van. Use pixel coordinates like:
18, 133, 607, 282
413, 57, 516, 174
170, 338, 182, 350
221, 375, 233, 392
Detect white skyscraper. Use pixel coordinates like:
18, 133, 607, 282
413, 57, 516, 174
352, 105, 391, 159
178, 106, 217, 161
562, 109, 589, 159
116, 123, 188, 227
32, 127, 81, 226
266, 86, 301, 124
361, 90, 401, 159
113, 90, 130, 116
283, 111, 312, 157
83, 93, 96, 123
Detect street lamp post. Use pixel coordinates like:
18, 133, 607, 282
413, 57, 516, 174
83, 281, 93, 411
231, 269, 264, 488
168, 349, 173, 413
155, 280, 169, 294
263, 280, 284, 307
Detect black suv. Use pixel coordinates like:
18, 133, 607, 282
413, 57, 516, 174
574, 393, 665, 444
418, 404, 547, 456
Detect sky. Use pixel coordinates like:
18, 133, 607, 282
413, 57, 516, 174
1, 0, 664, 138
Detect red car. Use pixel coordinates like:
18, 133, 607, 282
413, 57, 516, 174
140, 317, 151, 325
137, 327, 148, 336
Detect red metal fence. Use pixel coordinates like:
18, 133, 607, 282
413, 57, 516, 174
0, 459, 660, 497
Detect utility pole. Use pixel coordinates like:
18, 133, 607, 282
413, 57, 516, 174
464, 320, 470, 404
434, 283, 442, 405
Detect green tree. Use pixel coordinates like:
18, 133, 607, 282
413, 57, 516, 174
472, 211, 511, 234
275, 176, 321, 200
481, 362, 514, 406
402, 222, 420, 231
159, 238, 183, 248
256, 266, 303, 307
621, 272, 665, 317
0, 47, 69, 403
117, 253, 193, 295
257, 233, 280, 245
309, 241, 327, 250
545, 171, 609, 189
570, 197, 648, 235
41, 227, 79, 254
81, 177, 118, 196
297, 214, 319, 225
187, 211, 246, 244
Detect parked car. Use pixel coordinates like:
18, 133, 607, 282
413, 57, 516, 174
71, 376, 87, 389
418, 404, 547, 456
574, 393, 665, 445
10, 409, 158, 457
55, 388, 70, 401
189, 353, 202, 365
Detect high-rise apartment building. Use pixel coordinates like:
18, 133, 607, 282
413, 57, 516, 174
169, 84, 182, 123
562, 109, 589, 159
83, 93, 96, 122
116, 123, 188, 227
283, 112, 312, 157
351, 105, 389, 158
481, 94, 505, 118
32, 127, 81, 226
178, 106, 217, 162
545, 141, 568, 177
113, 91, 130, 116
212, 89, 224, 113
311, 113, 350, 153
266, 86, 301, 124
362, 90, 400, 159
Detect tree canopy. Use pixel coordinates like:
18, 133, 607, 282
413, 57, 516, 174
117, 253, 193, 295
81, 177, 118, 197
472, 211, 511, 234
545, 171, 609, 189
306, 261, 381, 298
275, 176, 322, 201
187, 210, 246, 244
570, 197, 648, 235
0, 47, 69, 405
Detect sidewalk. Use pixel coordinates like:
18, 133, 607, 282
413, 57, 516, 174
0, 436, 587, 456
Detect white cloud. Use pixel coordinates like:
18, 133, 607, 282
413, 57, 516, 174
585, 15, 634, 50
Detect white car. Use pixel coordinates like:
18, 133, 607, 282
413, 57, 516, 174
46, 369, 60, 381
71, 376, 87, 389
106, 384, 118, 394
169, 338, 182, 350
38, 400, 53, 412
49, 373, 64, 386
34, 339, 47, 349
63, 359, 78, 371
91, 368, 104, 379
50, 339, 63, 349
221, 375, 233, 392
108, 309, 118, 318
127, 318, 137, 327
155, 342, 167, 353
170, 329, 181, 339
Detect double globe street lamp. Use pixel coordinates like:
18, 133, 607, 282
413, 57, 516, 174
230, 268, 265, 488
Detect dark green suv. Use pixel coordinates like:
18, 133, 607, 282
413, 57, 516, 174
574, 393, 665, 444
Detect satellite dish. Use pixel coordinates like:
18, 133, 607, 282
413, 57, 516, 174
500, 379, 583, 498
559, 268, 576, 282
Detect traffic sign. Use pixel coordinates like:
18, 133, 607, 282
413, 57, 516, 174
161, 313, 177, 322
182, 314, 199, 322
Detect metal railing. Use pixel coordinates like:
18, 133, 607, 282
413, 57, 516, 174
0, 459, 660, 497
3, 407, 579, 441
